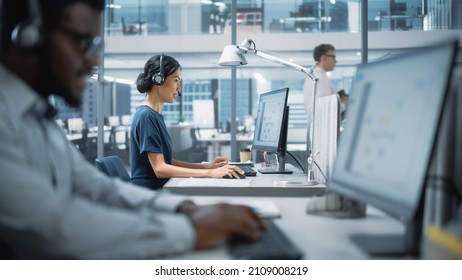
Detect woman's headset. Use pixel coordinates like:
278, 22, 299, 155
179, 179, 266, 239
152, 54, 165, 85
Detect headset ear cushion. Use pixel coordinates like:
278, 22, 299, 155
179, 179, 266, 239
152, 73, 164, 85
11, 21, 42, 51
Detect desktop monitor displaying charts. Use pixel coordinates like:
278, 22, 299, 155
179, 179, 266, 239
328, 39, 459, 256
251, 87, 292, 174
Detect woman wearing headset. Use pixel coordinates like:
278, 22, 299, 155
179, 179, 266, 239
130, 54, 244, 190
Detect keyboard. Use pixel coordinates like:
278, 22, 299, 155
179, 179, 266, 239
230, 164, 257, 176
222, 173, 246, 179
227, 219, 303, 260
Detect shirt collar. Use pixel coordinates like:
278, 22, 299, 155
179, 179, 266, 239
0, 64, 55, 119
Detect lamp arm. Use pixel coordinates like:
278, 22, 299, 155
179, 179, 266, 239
233, 42, 318, 184
235, 45, 316, 82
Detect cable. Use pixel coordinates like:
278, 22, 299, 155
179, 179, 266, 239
285, 150, 328, 182
313, 160, 327, 182
285, 150, 305, 173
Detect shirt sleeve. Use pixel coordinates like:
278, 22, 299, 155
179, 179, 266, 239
137, 113, 164, 154
69, 144, 188, 213
0, 120, 196, 259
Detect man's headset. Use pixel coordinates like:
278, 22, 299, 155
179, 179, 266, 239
151, 54, 182, 97
11, 0, 43, 51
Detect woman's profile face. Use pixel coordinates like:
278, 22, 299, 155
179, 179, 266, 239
158, 68, 182, 104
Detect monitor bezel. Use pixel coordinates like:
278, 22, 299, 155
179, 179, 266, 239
251, 87, 289, 153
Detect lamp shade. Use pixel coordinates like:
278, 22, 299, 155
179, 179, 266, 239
218, 45, 248, 66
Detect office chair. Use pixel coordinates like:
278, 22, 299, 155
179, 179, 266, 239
95, 155, 131, 182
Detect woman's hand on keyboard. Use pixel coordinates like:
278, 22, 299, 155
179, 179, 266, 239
203, 156, 229, 168
208, 165, 244, 179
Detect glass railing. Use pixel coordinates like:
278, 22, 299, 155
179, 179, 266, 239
104, 0, 461, 37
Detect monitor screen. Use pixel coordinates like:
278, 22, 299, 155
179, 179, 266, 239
251, 87, 292, 174
328, 40, 458, 255
252, 87, 289, 153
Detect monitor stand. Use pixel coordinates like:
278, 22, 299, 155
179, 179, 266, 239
306, 192, 367, 219
349, 219, 422, 258
257, 150, 293, 174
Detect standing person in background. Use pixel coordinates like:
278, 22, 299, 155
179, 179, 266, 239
0, 0, 262, 259
302, 44, 348, 157
130, 54, 244, 190
303, 43, 347, 122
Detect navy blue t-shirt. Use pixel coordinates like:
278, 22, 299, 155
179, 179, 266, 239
130, 105, 172, 189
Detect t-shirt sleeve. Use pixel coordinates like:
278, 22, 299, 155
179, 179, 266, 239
137, 113, 164, 155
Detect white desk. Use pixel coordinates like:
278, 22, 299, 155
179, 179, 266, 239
166, 196, 405, 260
164, 165, 326, 197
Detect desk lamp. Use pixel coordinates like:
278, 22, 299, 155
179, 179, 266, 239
219, 39, 318, 185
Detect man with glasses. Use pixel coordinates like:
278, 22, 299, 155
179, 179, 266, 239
303, 44, 347, 121
302, 44, 347, 157
0, 0, 263, 259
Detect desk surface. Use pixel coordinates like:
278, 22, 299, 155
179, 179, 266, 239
166, 196, 405, 260
165, 165, 326, 197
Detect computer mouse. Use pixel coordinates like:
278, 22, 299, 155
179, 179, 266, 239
222, 173, 246, 179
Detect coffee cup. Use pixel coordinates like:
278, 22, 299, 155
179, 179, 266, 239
239, 148, 251, 162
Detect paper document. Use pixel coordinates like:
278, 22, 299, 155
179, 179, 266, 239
177, 178, 252, 187
196, 198, 281, 218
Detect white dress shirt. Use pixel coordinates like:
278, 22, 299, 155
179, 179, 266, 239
303, 66, 338, 120
0, 65, 195, 259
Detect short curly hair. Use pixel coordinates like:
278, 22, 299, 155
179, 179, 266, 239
313, 44, 335, 62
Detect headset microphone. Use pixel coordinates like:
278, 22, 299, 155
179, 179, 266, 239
178, 92, 182, 97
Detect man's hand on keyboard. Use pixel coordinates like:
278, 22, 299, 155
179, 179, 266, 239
189, 203, 265, 250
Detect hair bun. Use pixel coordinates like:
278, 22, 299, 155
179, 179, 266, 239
136, 72, 150, 93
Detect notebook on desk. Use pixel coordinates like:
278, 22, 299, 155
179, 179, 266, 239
196, 198, 281, 219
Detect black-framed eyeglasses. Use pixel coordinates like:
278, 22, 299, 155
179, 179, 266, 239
55, 27, 102, 59
324, 54, 336, 59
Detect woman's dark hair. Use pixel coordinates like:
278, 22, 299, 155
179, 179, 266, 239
1, 0, 105, 55
313, 44, 335, 63
136, 54, 181, 93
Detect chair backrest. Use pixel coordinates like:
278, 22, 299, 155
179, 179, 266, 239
67, 117, 85, 133
95, 155, 130, 182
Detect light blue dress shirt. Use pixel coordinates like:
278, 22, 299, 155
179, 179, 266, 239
0, 65, 195, 259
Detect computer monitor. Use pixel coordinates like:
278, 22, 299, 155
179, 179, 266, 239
251, 87, 292, 174
328, 39, 458, 257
